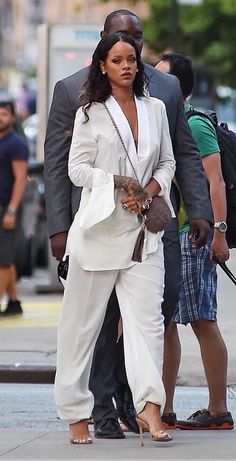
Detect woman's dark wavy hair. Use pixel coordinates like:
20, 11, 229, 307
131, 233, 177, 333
80, 32, 146, 121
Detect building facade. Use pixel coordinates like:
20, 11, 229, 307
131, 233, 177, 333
0, 0, 148, 71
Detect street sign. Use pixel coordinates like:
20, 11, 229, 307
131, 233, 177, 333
37, 23, 101, 162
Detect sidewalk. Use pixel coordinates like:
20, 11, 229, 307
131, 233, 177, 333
0, 385, 236, 460
0, 420, 235, 460
0, 253, 236, 386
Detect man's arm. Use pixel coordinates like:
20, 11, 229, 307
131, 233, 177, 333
202, 153, 229, 262
173, 86, 213, 246
189, 115, 229, 262
44, 68, 89, 260
147, 67, 212, 246
3, 160, 27, 230
44, 80, 75, 238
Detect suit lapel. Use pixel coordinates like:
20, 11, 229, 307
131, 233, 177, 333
135, 96, 150, 160
106, 96, 141, 180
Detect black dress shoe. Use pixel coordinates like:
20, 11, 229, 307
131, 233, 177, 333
94, 418, 125, 439
114, 385, 139, 434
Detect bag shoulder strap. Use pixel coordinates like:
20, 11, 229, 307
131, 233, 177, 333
104, 103, 138, 181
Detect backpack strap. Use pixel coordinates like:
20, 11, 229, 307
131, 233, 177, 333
186, 107, 218, 128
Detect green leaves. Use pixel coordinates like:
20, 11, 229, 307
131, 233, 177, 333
100, 0, 236, 87
142, 0, 236, 88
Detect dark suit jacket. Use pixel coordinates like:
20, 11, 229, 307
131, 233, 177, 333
44, 64, 212, 237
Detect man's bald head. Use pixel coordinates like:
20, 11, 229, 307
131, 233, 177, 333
101, 9, 143, 54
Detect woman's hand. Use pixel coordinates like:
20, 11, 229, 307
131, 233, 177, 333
114, 175, 149, 212
114, 176, 147, 200
121, 181, 152, 213
121, 195, 142, 213
126, 179, 148, 203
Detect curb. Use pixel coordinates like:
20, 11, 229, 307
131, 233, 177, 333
0, 366, 204, 387
0, 365, 56, 384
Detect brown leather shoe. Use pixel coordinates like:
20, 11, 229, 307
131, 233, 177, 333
175, 409, 234, 430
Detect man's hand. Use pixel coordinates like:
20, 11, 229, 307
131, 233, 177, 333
50, 231, 68, 261
2, 213, 16, 230
211, 234, 230, 264
188, 219, 210, 249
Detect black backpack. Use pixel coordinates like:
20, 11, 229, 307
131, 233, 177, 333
186, 108, 236, 249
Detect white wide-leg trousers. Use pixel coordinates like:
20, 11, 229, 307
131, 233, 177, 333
55, 243, 166, 422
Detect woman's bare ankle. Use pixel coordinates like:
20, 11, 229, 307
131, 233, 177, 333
69, 420, 92, 444
69, 420, 90, 435
138, 402, 163, 432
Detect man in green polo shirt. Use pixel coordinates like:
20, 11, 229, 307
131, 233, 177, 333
156, 54, 234, 430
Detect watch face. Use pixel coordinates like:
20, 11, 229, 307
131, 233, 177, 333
219, 222, 227, 231
215, 221, 227, 232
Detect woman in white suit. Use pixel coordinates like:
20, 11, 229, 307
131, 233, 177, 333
54, 33, 175, 445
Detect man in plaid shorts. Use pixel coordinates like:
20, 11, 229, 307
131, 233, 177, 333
156, 53, 234, 430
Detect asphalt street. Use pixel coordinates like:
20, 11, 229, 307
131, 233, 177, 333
0, 383, 236, 431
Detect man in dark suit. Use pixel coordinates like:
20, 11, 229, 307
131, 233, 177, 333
44, 9, 212, 439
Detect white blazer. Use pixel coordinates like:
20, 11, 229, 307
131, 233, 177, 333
67, 95, 175, 271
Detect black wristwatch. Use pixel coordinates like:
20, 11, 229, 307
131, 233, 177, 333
214, 221, 227, 232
